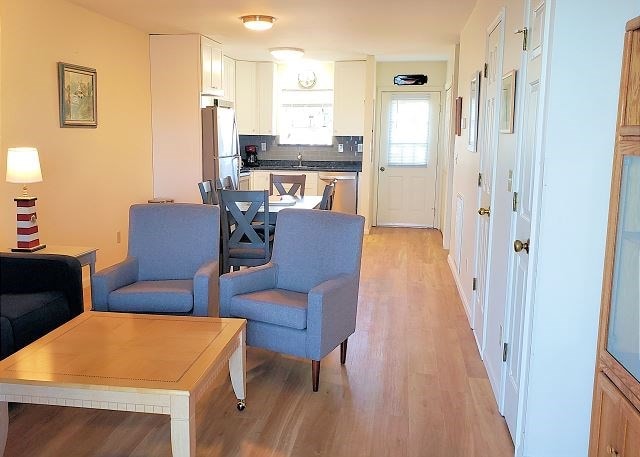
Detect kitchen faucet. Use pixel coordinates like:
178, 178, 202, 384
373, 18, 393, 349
297, 152, 303, 167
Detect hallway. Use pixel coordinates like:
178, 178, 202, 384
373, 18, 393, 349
5, 228, 514, 456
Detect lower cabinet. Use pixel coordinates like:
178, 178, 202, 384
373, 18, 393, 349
590, 373, 640, 457
250, 170, 318, 196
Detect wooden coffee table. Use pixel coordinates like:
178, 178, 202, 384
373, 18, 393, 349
0, 312, 246, 457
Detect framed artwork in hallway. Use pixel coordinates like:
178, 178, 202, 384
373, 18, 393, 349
467, 71, 481, 151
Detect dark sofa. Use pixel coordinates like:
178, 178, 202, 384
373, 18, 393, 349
0, 253, 84, 359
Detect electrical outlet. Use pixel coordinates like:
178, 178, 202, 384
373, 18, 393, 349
260, 142, 267, 152
357, 143, 363, 153
338, 144, 344, 153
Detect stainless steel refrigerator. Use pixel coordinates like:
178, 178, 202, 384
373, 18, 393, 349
202, 104, 241, 189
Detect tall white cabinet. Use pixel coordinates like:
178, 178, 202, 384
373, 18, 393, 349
333, 61, 366, 136
150, 34, 224, 203
235, 61, 277, 135
223, 56, 236, 105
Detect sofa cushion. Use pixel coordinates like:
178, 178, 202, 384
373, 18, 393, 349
108, 280, 194, 314
1, 291, 71, 350
230, 288, 308, 330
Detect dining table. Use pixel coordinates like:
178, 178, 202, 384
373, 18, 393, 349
238, 195, 323, 225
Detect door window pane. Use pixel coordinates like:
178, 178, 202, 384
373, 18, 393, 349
387, 95, 432, 166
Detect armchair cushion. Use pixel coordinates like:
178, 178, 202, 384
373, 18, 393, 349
108, 280, 194, 314
230, 288, 308, 330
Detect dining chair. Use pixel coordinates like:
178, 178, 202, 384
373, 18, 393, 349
198, 180, 218, 205
92, 203, 220, 316
319, 180, 336, 210
270, 173, 306, 198
219, 208, 365, 391
219, 189, 273, 274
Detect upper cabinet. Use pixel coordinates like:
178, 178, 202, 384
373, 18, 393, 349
236, 61, 277, 135
223, 56, 236, 105
333, 61, 366, 136
200, 36, 223, 96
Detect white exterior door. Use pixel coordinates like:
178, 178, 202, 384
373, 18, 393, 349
376, 91, 440, 227
503, 0, 547, 444
473, 20, 502, 354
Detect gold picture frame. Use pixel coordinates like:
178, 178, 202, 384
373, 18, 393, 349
58, 62, 97, 128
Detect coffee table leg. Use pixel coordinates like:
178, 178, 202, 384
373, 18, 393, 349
170, 397, 195, 457
0, 401, 7, 455
229, 328, 246, 410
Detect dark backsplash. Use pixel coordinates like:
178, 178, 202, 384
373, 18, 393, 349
239, 135, 363, 162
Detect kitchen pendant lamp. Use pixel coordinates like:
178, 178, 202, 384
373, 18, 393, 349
269, 47, 305, 60
241, 15, 276, 31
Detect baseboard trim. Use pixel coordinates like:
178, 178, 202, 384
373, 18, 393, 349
447, 254, 472, 326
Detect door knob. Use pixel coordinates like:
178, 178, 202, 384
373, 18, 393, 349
379, 167, 385, 172
478, 207, 490, 216
514, 239, 530, 254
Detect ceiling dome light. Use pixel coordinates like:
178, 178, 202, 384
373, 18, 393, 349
240, 15, 276, 31
269, 47, 305, 60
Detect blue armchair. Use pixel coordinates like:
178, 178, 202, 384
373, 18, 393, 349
92, 203, 220, 316
219, 208, 365, 391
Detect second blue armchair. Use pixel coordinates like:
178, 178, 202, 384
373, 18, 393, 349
219, 208, 365, 391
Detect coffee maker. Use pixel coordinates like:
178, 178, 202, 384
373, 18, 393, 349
245, 145, 259, 167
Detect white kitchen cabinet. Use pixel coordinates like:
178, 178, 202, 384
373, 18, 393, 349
239, 173, 250, 191
223, 56, 236, 104
250, 170, 318, 196
200, 36, 223, 96
333, 61, 366, 136
235, 61, 277, 135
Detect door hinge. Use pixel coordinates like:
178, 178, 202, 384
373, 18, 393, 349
512, 191, 519, 212
483, 62, 488, 78
503, 342, 509, 362
477, 173, 483, 187
515, 28, 528, 51
472, 277, 477, 291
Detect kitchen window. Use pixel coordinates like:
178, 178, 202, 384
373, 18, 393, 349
278, 89, 333, 145
386, 93, 433, 166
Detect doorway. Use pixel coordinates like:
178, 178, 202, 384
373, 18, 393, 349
375, 91, 441, 227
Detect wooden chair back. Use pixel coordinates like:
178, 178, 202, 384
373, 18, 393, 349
270, 174, 306, 197
319, 181, 336, 210
198, 180, 218, 205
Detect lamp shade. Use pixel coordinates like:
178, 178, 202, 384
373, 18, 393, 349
6, 147, 43, 183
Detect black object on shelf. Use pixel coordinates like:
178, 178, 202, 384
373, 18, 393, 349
394, 74, 428, 86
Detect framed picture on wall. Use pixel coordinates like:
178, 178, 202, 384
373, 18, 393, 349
500, 70, 517, 133
58, 62, 97, 128
467, 71, 481, 152
455, 96, 463, 136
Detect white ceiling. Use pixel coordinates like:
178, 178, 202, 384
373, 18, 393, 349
68, 0, 477, 61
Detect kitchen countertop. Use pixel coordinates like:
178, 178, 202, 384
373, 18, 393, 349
241, 160, 362, 173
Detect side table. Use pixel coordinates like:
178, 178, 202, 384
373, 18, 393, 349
3, 245, 97, 279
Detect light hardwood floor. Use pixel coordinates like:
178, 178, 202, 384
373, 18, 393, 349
5, 228, 514, 457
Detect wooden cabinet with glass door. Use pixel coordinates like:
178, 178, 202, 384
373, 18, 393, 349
589, 16, 640, 457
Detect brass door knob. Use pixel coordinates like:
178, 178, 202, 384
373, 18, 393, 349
478, 207, 490, 216
514, 239, 530, 254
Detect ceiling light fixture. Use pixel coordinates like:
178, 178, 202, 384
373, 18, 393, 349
269, 47, 305, 60
240, 15, 276, 31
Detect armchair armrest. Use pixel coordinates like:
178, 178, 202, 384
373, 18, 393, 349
306, 274, 360, 360
193, 259, 219, 317
91, 257, 138, 311
219, 263, 278, 317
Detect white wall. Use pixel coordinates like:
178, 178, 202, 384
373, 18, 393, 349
0, 0, 152, 270
523, 1, 639, 455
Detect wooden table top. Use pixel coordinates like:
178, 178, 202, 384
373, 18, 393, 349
0, 312, 245, 393
238, 195, 322, 213
1, 245, 97, 257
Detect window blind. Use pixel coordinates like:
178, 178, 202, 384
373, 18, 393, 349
387, 94, 432, 166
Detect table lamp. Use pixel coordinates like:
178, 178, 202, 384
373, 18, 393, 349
6, 147, 46, 252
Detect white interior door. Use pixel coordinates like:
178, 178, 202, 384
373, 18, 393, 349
503, 0, 546, 443
473, 20, 502, 354
376, 91, 440, 227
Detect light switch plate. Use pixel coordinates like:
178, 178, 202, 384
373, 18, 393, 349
260, 142, 267, 152
338, 144, 344, 152
357, 143, 363, 153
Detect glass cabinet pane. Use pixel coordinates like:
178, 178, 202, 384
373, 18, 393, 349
607, 156, 640, 381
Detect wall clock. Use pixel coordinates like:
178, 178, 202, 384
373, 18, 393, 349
297, 70, 317, 89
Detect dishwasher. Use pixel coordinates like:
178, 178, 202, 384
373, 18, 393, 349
318, 172, 358, 214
